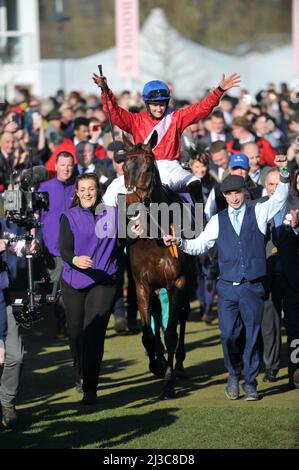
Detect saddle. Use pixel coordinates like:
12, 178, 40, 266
159, 184, 201, 240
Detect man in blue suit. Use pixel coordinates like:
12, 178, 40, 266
164, 155, 290, 400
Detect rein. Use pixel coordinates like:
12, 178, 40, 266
125, 156, 178, 258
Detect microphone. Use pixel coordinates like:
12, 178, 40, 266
21, 166, 49, 187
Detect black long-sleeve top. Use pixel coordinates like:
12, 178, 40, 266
59, 214, 76, 266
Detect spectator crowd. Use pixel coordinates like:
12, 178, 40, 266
0, 77, 298, 426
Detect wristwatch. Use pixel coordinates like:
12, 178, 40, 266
279, 166, 290, 182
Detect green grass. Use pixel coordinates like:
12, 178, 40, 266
1, 305, 298, 449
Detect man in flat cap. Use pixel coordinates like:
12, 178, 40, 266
164, 155, 290, 401
204, 153, 263, 221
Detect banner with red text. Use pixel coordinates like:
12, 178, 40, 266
115, 0, 139, 78
293, 0, 299, 71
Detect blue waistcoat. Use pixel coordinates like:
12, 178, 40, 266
216, 205, 266, 282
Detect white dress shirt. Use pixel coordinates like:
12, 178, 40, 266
181, 180, 289, 256
77, 163, 95, 175
103, 175, 126, 207
210, 131, 226, 142
249, 169, 261, 184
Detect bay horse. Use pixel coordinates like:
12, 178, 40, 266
122, 132, 193, 399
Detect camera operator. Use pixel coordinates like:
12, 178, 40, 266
0, 225, 39, 429
39, 151, 75, 339
0, 241, 7, 366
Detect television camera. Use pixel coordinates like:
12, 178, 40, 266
1, 164, 59, 328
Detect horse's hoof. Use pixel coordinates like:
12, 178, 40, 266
149, 361, 165, 378
159, 388, 176, 400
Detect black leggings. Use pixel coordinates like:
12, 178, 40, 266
62, 279, 117, 393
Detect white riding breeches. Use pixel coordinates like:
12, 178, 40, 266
156, 160, 198, 191
102, 160, 199, 207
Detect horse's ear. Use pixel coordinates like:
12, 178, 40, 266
148, 130, 158, 150
122, 132, 135, 152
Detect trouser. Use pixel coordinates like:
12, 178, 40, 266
0, 289, 6, 341
217, 279, 265, 385
61, 279, 117, 393
0, 306, 24, 406
45, 255, 66, 333
261, 280, 282, 373
103, 161, 200, 207
113, 249, 138, 325
155, 160, 198, 191
126, 258, 138, 326
113, 249, 126, 320
195, 260, 216, 314
270, 274, 299, 379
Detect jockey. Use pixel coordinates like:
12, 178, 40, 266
92, 73, 241, 206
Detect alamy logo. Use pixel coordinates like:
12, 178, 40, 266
290, 339, 299, 365
94, 196, 204, 239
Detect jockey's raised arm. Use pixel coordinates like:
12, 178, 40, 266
93, 71, 241, 205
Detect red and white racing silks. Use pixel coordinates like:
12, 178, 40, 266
101, 87, 224, 161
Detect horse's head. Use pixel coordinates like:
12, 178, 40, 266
123, 132, 159, 224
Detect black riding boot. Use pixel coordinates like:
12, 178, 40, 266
187, 180, 206, 231
187, 180, 203, 204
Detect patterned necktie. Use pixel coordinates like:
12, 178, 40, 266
232, 209, 241, 235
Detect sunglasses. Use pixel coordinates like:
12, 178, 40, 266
145, 89, 170, 100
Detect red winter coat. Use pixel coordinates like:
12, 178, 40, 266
227, 135, 277, 166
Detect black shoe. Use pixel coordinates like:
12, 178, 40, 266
288, 380, 295, 390
114, 317, 127, 334
82, 392, 98, 405
202, 311, 217, 325
54, 326, 68, 341
127, 318, 141, 333
1, 405, 17, 429
187, 180, 204, 204
263, 370, 277, 383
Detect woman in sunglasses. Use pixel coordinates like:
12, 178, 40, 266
92, 72, 240, 206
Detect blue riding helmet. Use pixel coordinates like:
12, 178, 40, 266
142, 80, 171, 103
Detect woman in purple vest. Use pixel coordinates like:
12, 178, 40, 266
59, 173, 118, 405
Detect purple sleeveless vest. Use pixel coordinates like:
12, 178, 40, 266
62, 204, 118, 289
39, 177, 75, 256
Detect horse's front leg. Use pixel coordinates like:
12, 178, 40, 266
136, 283, 164, 378
160, 285, 185, 399
174, 296, 190, 378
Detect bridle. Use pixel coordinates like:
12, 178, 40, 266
124, 153, 181, 253
125, 154, 155, 207
125, 154, 167, 236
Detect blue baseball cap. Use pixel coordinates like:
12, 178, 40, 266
229, 153, 249, 170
